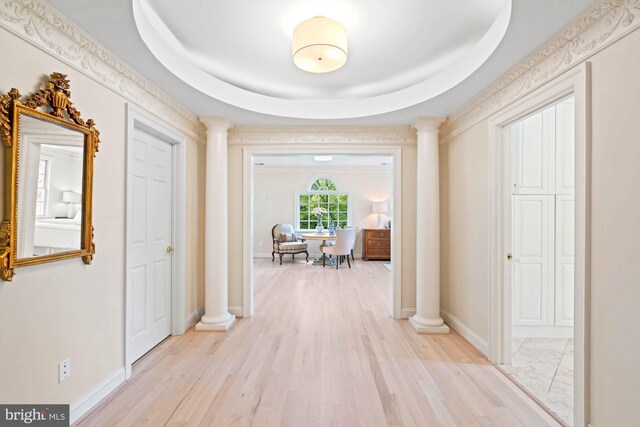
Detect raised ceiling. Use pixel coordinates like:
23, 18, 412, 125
133, 0, 510, 119
46, 0, 596, 125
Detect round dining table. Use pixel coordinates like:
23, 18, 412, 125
301, 232, 337, 266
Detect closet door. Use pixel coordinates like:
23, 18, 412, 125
556, 99, 576, 195
512, 195, 555, 326
511, 106, 556, 195
555, 195, 575, 326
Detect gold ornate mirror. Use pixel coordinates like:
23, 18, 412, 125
0, 73, 100, 281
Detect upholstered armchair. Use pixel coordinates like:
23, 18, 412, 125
272, 224, 309, 265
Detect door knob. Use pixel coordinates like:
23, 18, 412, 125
507, 253, 513, 261
166, 245, 174, 254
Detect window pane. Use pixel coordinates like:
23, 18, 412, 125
36, 202, 44, 216
328, 195, 338, 204
339, 212, 347, 221
38, 160, 46, 175
338, 203, 348, 212
37, 174, 45, 188
329, 212, 338, 221
36, 189, 45, 202
338, 221, 347, 228
300, 194, 309, 204
309, 220, 317, 229
300, 212, 309, 221
329, 203, 338, 212
338, 194, 348, 203
299, 203, 309, 213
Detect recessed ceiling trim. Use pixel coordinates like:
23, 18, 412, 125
133, 0, 512, 120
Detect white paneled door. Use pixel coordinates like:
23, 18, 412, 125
512, 195, 555, 326
129, 127, 173, 362
555, 195, 575, 326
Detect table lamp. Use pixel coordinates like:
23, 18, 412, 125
372, 201, 388, 229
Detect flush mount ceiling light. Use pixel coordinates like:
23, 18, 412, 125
314, 155, 333, 162
293, 16, 348, 73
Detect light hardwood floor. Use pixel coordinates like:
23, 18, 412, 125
78, 258, 560, 426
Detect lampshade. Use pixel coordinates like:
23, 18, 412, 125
292, 16, 348, 73
372, 201, 388, 214
62, 191, 81, 204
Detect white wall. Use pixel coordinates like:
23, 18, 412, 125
0, 27, 206, 407
253, 166, 392, 257
440, 27, 640, 427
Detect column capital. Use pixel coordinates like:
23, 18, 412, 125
413, 117, 446, 133
200, 116, 233, 133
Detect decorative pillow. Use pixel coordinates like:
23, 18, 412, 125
279, 233, 295, 242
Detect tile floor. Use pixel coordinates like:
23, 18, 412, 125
500, 338, 574, 426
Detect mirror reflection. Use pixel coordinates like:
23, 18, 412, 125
16, 114, 85, 259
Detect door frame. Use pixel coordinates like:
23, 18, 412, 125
487, 63, 591, 426
242, 146, 402, 319
124, 105, 187, 379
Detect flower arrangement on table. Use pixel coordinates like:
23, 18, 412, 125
312, 207, 328, 232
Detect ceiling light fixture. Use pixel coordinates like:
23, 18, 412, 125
292, 16, 347, 73
314, 155, 333, 162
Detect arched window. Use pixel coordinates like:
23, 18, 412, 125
297, 176, 350, 230
309, 178, 337, 191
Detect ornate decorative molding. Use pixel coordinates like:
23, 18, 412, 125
441, 0, 640, 142
229, 126, 416, 145
0, 0, 206, 141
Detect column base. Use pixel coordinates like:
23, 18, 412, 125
195, 312, 236, 332
409, 315, 450, 334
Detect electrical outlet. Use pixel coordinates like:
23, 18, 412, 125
58, 359, 71, 382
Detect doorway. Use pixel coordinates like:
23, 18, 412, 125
124, 105, 187, 378
487, 64, 590, 427
501, 96, 576, 425
242, 147, 402, 319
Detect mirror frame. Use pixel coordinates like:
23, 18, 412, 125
0, 73, 100, 281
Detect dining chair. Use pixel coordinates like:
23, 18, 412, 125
345, 226, 357, 262
321, 228, 357, 269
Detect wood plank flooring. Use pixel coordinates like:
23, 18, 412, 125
77, 258, 560, 426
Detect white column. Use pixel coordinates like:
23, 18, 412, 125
196, 117, 235, 331
410, 117, 449, 334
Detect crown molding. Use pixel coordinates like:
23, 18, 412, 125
0, 0, 206, 141
254, 165, 393, 174
228, 126, 416, 145
440, 0, 640, 142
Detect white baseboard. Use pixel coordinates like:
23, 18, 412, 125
185, 307, 205, 330
512, 325, 573, 339
440, 310, 489, 356
229, 306, 243, 318
254, 252, 273, 258
70, 368, 125, 424
401, 308, 416, 319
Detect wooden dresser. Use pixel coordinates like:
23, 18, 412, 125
362, 228, 391, 261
